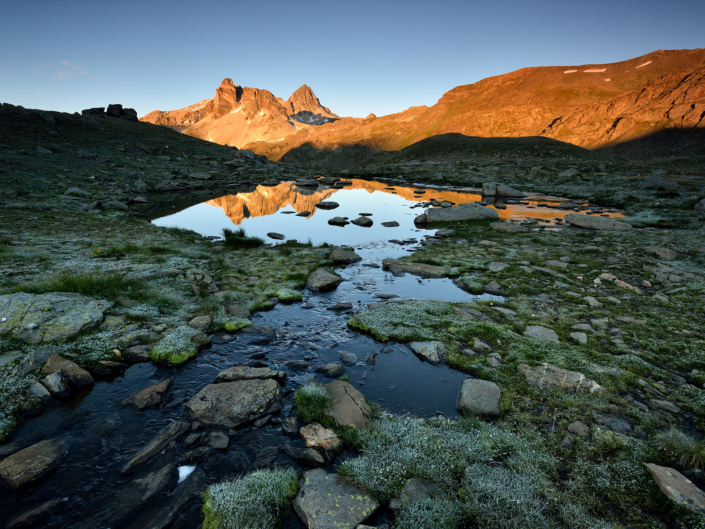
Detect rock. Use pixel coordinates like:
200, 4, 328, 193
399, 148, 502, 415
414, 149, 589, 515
409, 341, 445, 365
12, 345, 56, 377
584, 296, 603, 308
695, 198, 705, 212
208, 431, 229, 450
65, 187, 93, 197
284, 444, 325, 465
492, 306, 516, 316
559, 168, 579, 177
293, 468, 379, 529
328, 217, 349, 226
645, 464, 705, 514
300, 423, 342, 462
121, 108, 138, 121
564, 214, 632, 231
382, 259, 447, 278
490, 222, 528, 233
214, 366, 286, 384
121, 422, 190, 475
316, 363, 346, 377
568, 421, 590, 439
382, 221, 400, 227
226, 304, 251, 319
40, 371, 70, 398
570, 332, 588, 344
389, 478, 442, 512
187, 315, 211, 332
414, 202, 499, 224
559, 434, 575, 450
106, 104, 123, 117
282, 416, 299, 437
240, 325, 276, 344
252, 446, 280, 469
81, 107, 104, 116
0, 438, 68, 490
456, 379, 501, 417
6, 498, 67, 529
323, 381, 372, 429
267, 232, 285, 240
316, 201, 339, 210
482, 182, 525, 197
351, 216, 373, 227
327, 302, 353, 311
123, 345, 152, 363
637, 175, 680, 192
0, 292, 112, 343
27, 379, 51, 402
306, 269, 343, 292
484, 280, 504, 295
646, 247, 678, 260
339, 352, 357, 366
120, 379, 172, 411
592, 410, 632, 434
453, 306, 497, 324
488, 262, 508, 272
519, 363, 603, 394
40, 354, 93, 387
524, 325, 559, 342
143, 467, 205, 529
184, 379, 282, 429
329, 248, 361, 264
650, 399, 681, 414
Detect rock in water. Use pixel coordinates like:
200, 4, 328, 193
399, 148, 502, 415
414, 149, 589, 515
0, 438, 68, 490
316, 363, 346, 377
316, 201, 339, 210
518, 363, 603, 394
414, 202, 499, 225
323, 381, 372, 429
214, 366, 286, 384
327, 216, 349, 226
185, 379, 282, 429
329, 248, 361, 264
120, 379, 172, 411
121, 422, 190, 475
564, 213, 632, 231
456, 379, 501, 417
645, 463, 705, 515
267, 232, 285, 240
409, 341, 445, 365
482, 182, 525, 197
293, 468, 379, 529
40, 354, 93, 387
351, 216, 373, 227
0, 292, 112, 343
306, 269, 343, 292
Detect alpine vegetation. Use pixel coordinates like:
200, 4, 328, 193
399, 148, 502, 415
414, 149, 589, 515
295, 381, 332, 423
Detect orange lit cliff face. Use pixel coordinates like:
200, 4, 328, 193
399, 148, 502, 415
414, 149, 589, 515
204, 179, 622, 225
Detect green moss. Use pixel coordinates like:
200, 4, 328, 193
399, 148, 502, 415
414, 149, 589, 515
275, 288, 303, 302
224, 318, 253, 332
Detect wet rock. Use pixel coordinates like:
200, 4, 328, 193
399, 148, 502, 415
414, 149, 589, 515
226, 303, 251, 319
490, 222, 528, 233
300, 423, 342, 462
286, 360, 309, 371
339, 352, 357, 366
0, 438, 68, 490
409, 341, 445, 365
568, 421, 590, 439
293, 468, 379, 529
327, 302, 353, 311
253, 446, 280, 469
0, 292, 112, 343
40, 371, 70, 398
120, 379, 172, 411
323, 381, 372, 429
329, 248, 361, 264
381, 221, 400, 227
328, 216, 349, 226
267, 232, 285, 240
6, 498, 67, 529
144, 467, 205, 529
645, 463, 705, 515
482, 182, 525, 197
12, 345, 55, 378
351, 216, 373, 227
284, 444, 325, 465
524, 325, 559, 342
214, 366, 286, 385
306, 269, 343, 292
364, 352, 378, 365
40, 354, 93, 388
564, 214, 632, 231
187, 315, 211, 332
317, 362, 346, 377
456, 379, 501, 417
316, 201, 339, 209
592, 410, 632, 434
185, 379, 283, 429
519, 363, 603, 394
123, 344, 152, 363
382, 259, 447, 278
414, 202, 499, 225
121, 422, 190, 475
208, 431, 229, 450
239, 325, 276, 344
282, 416, 299, 437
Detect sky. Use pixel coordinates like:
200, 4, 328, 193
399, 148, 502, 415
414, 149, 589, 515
1, 0, 703, 119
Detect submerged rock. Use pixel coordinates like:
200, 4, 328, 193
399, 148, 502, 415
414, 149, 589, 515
519, 363, 603, 394
121, 422, 190, 475
382, 259, 448, 278
293, 468, 379, 529
306, 269, 343, 292
0, 438, 68, 490
323, 380, 372, 429
120, 379, 172, 411
414, 202, 498, 225
6, 498, 68, 529
564, 213, 632, 231
316, 362, 346, 377
456, 379, 501, 417
0, 292, 112, 343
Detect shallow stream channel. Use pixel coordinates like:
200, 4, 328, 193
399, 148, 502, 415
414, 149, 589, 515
1, 178, 622, 528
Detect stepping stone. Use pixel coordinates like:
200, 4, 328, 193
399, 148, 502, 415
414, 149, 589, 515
316, 201, 339, 210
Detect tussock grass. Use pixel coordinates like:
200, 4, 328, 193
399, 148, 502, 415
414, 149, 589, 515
13, 271, 143, 300
295, 382, 331, 423
222, 227, 265, 249
653, 427, 705, 470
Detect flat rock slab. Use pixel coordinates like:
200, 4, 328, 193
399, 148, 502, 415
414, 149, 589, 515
645, 463, 705, 514
524, 325, 559, 342
0, 292, 112, 343
592, 410, 632, 434
185, 379, 283, 429
329, 248, 361, 264
306, 269, 343, 292
382, 259, 447, 278
323, 380, 371, 429
414, 202, 499, 225
564, 213, 632, 231
409, 341, 445, 365
456, 379, 501, 417
214, 366, 286, 384
294, 468, 379, 529
519, 363, 603, 394
120, 379, 172, 411
0, 438, 68, 490
40, 354, 93, 387
121, 421, 189, 475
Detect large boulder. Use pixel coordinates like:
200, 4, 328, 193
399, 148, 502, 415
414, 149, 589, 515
645, 464, 705, 515
121, 422, 189, 475
382, 259, 448, 278
323, 380, 372, 429
119, 379, 172, 411
306, 269, 343, 292
564, 214, 632, 231
293, 468, 379, 529
40, 354, 93, 388
185, 379, 283, 429
482, 182, 526, 197
414, 202, 499, 225
518, 363, 603, 394
0, 438, 68, 490
456, 379, 501, 417
329, 248, 361, 264
0, 293, 112, 343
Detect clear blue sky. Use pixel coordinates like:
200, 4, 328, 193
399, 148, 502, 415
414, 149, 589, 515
1, 0, 702, 118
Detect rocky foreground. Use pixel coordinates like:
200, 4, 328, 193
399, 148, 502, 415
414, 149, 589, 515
0, 102, 704, 528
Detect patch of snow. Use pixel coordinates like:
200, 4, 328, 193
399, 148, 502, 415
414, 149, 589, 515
563, 70, 578, 74
178, 465, 196, 483
583, 69, 606, 73
605, 79, 611, 82
636, 61, 652, 69
230, 107, 243, 114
